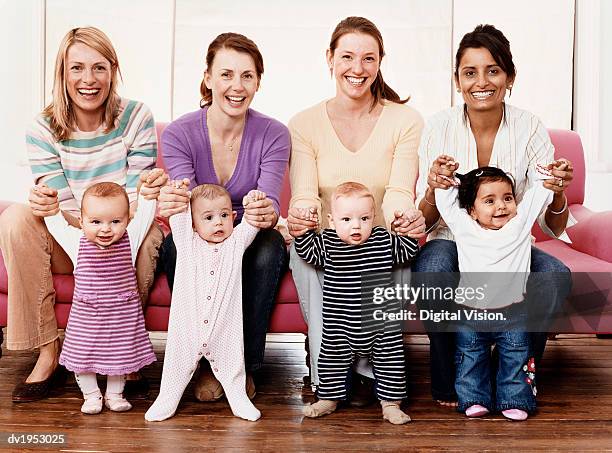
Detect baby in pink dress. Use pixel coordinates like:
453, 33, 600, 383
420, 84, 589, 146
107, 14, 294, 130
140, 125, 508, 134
45, 181, 158, 415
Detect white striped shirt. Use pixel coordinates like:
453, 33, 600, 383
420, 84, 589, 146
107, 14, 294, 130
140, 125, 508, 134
27, 98, 157, 215
416, 103, 576, 241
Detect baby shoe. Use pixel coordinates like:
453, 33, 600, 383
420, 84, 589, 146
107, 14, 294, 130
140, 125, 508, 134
502, 409, 528, 421
104, 392, 132, 412
465, 404, 489, 417
81, 390, 103, 415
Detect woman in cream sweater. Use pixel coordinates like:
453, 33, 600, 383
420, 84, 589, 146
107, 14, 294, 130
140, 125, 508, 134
287, 16, 426, 400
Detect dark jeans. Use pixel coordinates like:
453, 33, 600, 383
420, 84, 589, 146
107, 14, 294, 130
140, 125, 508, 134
158, 228, 288, 373
412, 239, 571, 401
456, 329, 535, 413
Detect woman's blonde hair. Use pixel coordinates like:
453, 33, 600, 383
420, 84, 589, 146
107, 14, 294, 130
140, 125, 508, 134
43, 27, 122, 141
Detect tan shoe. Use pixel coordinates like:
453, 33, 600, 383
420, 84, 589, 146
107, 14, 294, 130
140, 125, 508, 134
246, 374, 256, 400
194, 364, 224, 402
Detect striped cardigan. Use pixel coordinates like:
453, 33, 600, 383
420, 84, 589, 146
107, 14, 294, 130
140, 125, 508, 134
26, 98, 157, 214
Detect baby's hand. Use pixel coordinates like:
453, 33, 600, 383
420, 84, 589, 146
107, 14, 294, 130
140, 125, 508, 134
242, 190, 267, 207
171, 178, 191, 193
392, 209, 425, 237
298, 207, 318, 224
139, 168, 169, 200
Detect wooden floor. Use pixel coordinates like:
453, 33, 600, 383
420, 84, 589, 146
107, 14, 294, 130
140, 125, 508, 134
1, 332, 611, 452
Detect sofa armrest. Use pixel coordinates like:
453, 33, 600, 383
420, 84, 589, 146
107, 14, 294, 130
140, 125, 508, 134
565, 204, 612, 262
0, 200, 14, 216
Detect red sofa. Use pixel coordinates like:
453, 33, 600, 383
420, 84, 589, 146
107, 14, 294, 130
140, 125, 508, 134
0, 128, 610, 333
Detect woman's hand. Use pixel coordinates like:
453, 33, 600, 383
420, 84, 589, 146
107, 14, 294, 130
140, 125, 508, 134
139, 168, 169, 200
426, 155, 459, 192
28, 184, 59, 217
158, 178, 190, 218
287, 206, 318, 238
544, 158, 574, 195
391, 209, 427, 238
243, 195, 277, 229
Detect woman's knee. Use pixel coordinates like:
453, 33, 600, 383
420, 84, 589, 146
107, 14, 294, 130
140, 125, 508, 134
0, 204, 48, 252
413, 240, 458, 273
247, 228, 288, 271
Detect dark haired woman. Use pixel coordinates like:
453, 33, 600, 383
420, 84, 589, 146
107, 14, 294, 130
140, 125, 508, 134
287, 16, 427, 398
157, 32, 290, 401
413, 24, 574, 406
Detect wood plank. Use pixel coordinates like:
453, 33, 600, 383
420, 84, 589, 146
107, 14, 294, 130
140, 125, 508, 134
0, 332, 611, 451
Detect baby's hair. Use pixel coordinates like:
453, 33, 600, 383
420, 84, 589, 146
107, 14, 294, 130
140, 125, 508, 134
81, 181, 129, 212
190, 183, 231, 204
332, 181, 376, 207
456, 166, 516, 213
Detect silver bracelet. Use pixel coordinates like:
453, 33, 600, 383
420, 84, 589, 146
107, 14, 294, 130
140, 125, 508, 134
548, 196, 568, 215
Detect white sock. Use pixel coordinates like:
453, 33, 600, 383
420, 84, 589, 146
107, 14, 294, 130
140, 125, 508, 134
105, 375, 132, 412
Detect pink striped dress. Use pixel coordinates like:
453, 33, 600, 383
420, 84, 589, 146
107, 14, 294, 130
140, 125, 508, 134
59, 233, 156, 375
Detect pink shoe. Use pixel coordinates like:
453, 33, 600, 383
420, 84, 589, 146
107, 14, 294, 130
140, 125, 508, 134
502, 409, 528, 421
465, 404, 489, 417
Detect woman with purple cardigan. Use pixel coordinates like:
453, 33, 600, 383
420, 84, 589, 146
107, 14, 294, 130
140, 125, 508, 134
157, 33, 290, 401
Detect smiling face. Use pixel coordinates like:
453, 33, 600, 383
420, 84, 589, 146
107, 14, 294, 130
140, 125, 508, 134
191, 194, 237, 243
455, 47, 513, 114
328, 194, 375, 245
469, 180, 517, 230
65, 42, 112, 128
80, 194, 129, 248
327, 32, 380, 102
204, 48, 259, 118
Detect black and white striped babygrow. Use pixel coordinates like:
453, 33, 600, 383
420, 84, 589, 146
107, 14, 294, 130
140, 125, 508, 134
294, 226, 419, 401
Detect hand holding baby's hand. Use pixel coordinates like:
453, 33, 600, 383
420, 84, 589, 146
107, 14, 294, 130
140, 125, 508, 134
242, 190, 267, 207
158, 179, 191, 218
139, 168, 169, 200
391, 209, 426, 238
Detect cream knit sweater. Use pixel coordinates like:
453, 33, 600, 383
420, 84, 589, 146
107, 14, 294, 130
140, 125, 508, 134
288, 100, 423, 229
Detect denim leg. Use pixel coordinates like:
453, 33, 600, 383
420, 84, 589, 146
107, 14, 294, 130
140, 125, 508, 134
242, 229, 288, 373
494, 330, 536, 412
158, 233, 177, 291
527, 247, 572, 364
412, 239, 460, 401
455, 331, 493, 412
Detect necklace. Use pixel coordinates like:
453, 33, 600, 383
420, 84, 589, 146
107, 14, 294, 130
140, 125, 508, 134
227, 135, 239, 153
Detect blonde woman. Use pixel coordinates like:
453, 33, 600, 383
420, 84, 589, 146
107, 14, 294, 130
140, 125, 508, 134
0, 26, 164, 402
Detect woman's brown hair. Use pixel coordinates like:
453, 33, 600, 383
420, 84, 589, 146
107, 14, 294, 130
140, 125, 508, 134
329, 16, 408, 109
43, 27, 122, 141
199, 32, 264, 108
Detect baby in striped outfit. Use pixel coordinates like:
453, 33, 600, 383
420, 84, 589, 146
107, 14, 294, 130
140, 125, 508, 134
44, 180, 158, 415
145, 182, 263, 422
293, 182, 419, 425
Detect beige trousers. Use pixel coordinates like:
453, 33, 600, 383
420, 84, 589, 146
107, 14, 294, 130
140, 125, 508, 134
0, 204, 163, 351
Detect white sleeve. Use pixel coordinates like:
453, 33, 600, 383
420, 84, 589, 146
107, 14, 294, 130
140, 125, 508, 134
44, 213, 82, 265
168, 204, 194, 254
127, 195, 157, 264
232, 220, 260, 252
434, 186, 469, 232
517, 182, 554, 231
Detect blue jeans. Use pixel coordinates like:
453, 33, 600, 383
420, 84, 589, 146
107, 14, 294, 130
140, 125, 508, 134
159, 228, 288, 372
412, 239, 571, 401
455, 327, 536, 413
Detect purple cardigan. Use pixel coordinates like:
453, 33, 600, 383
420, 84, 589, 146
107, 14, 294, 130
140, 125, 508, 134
161, 107, 290, 221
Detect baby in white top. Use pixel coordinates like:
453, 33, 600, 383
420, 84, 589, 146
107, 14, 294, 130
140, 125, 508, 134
145, 182, 265, 422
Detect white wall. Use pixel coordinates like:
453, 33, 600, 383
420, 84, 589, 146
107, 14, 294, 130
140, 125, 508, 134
2, 0, 609, 210
172, 0, 452, 123
452, 0, 575, 129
